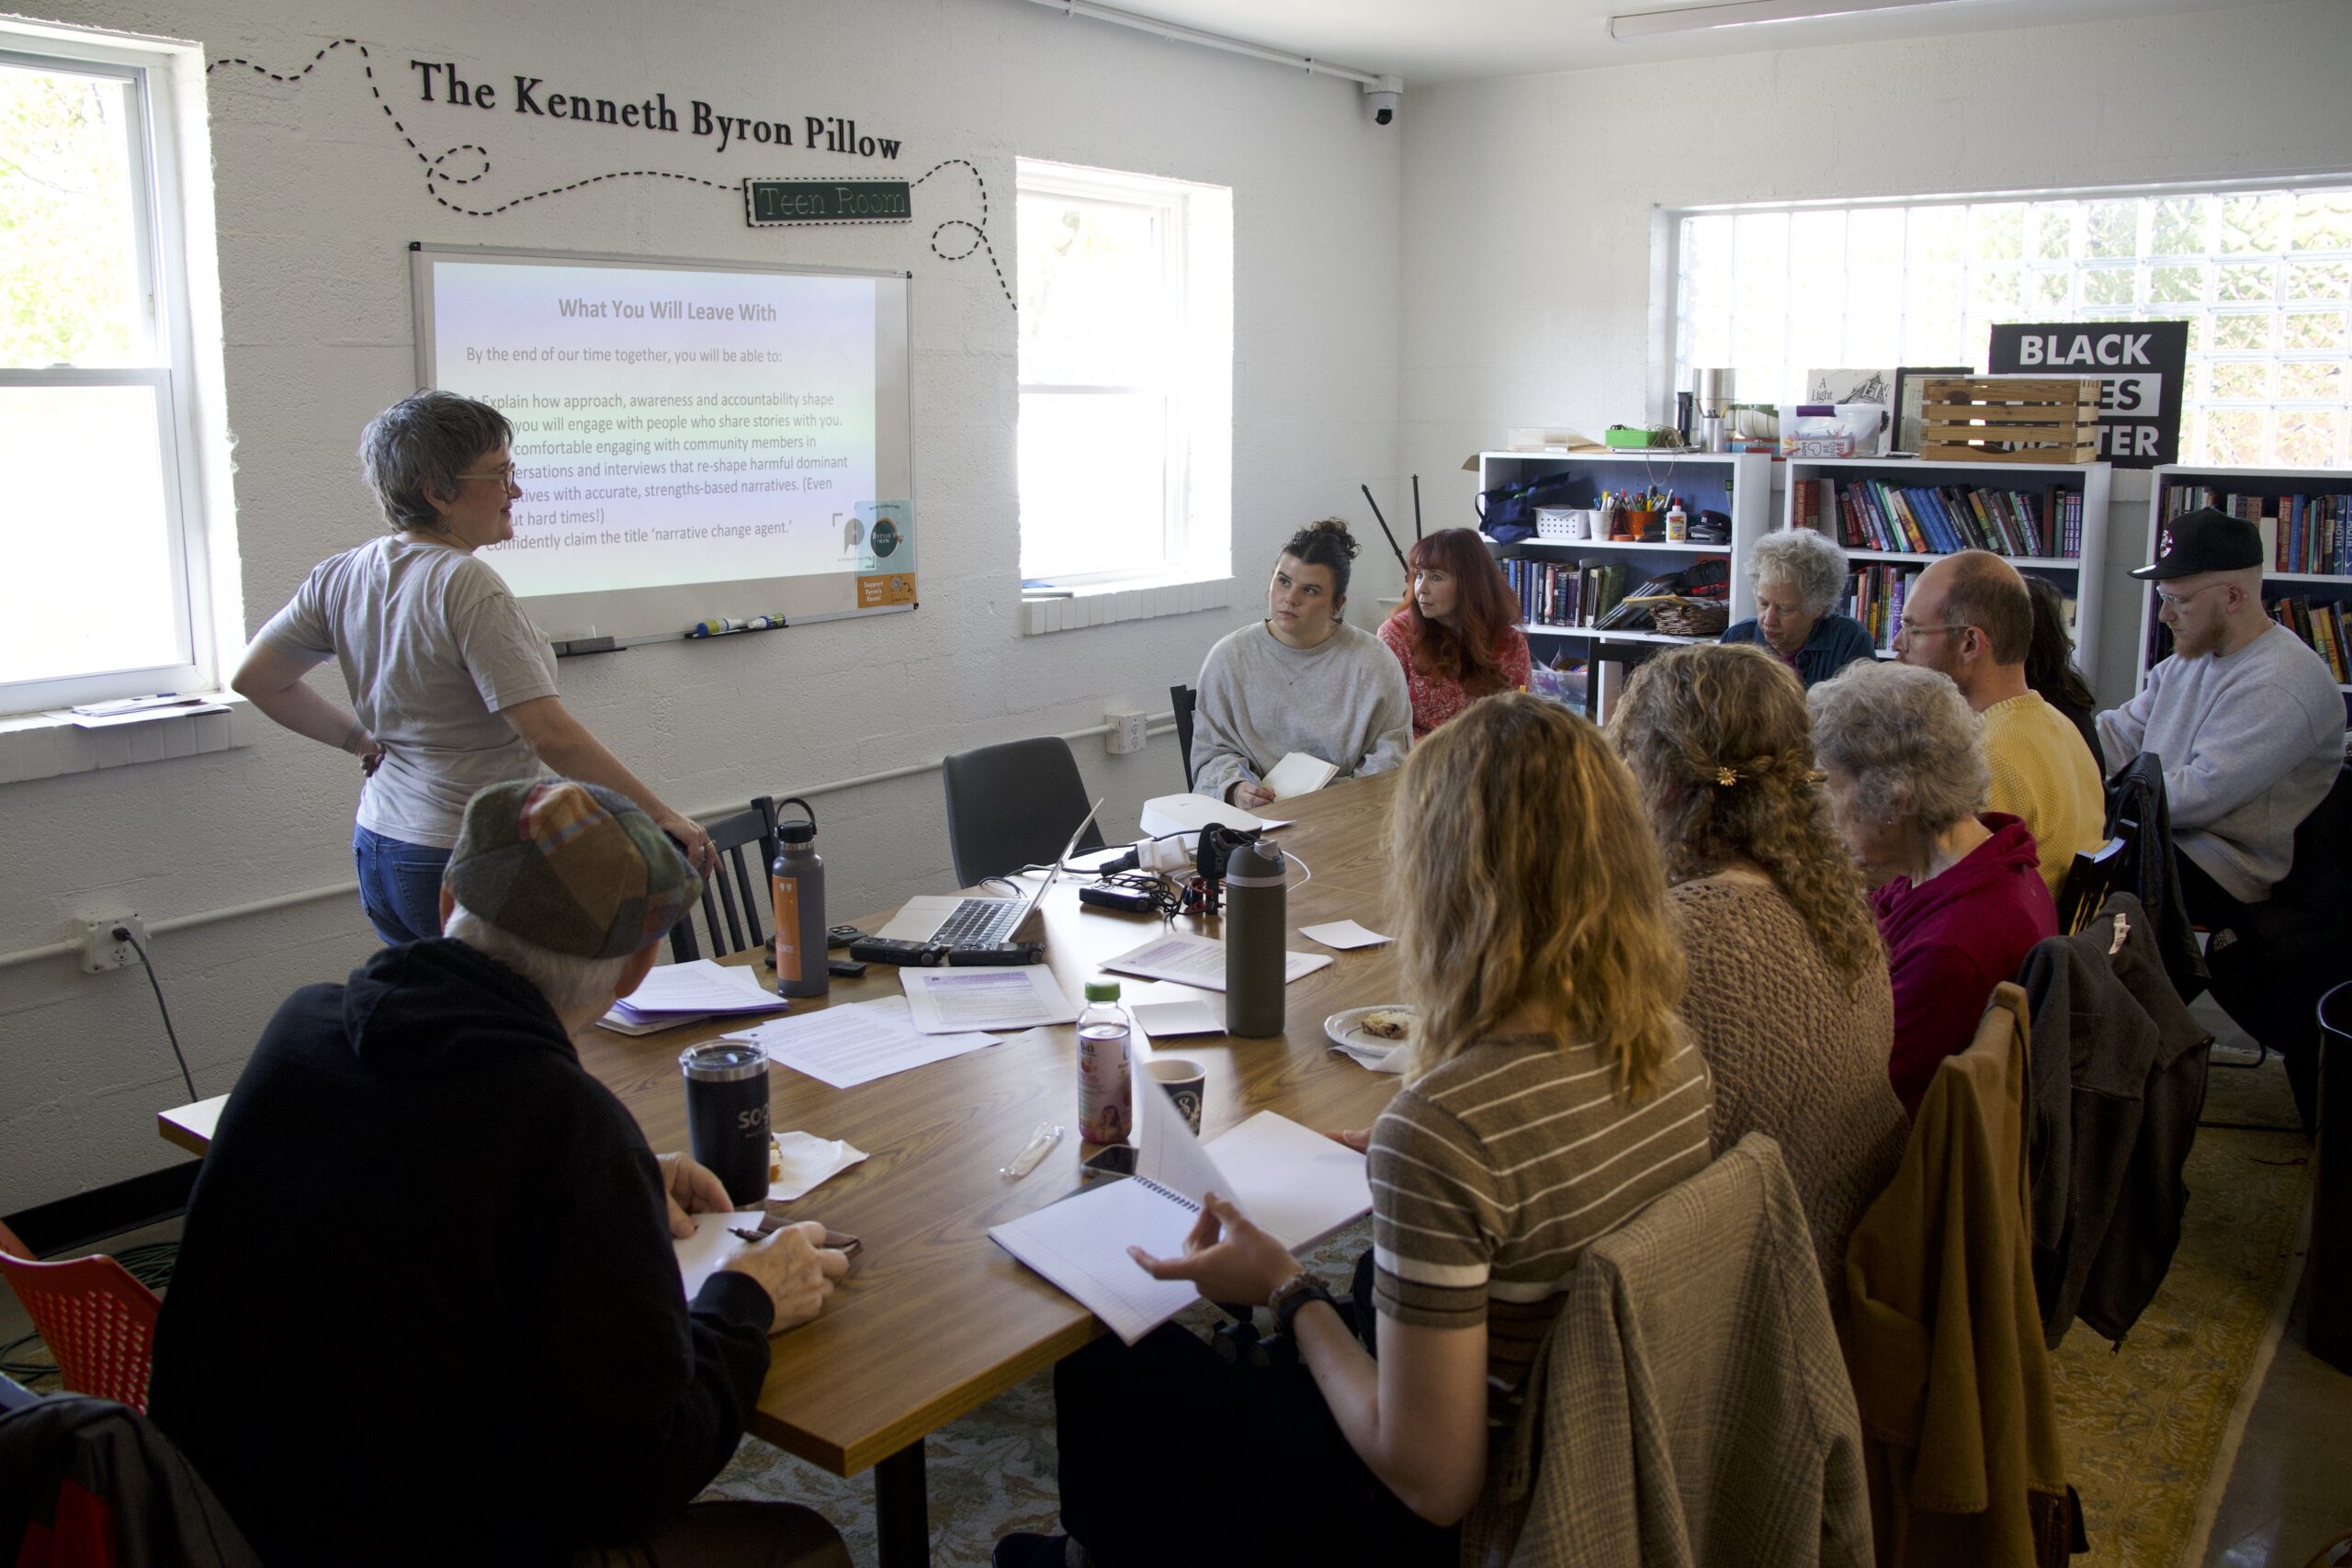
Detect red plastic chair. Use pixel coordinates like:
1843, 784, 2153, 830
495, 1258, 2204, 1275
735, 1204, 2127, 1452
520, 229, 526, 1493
0, 1219, 161, 1413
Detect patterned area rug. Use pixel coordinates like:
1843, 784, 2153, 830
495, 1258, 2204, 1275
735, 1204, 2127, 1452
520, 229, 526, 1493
704, 1221, 1374, 1566
2049, 1054, 2311, 1568
709, 1062, 2312, 1568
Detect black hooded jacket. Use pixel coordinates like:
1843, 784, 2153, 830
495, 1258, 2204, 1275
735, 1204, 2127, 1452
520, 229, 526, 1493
151, 940, 775, 1567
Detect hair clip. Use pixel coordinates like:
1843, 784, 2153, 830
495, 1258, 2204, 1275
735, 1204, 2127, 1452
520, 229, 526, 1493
1713, 766, 1740, 786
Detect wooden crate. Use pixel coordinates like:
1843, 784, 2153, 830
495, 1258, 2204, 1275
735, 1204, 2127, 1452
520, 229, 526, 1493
1917, 377, 2101, 463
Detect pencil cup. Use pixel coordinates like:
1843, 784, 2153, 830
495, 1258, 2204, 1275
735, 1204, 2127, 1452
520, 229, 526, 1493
681, 1043, 772, 1205
1146, 1057, 1206, 1138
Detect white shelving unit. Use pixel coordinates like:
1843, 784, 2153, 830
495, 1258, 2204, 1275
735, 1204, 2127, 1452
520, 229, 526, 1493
1476, 451, 1772, 626
1476, 449, 1771, 719
2137, 465, 2352, 708
1781, 456, 2114, 688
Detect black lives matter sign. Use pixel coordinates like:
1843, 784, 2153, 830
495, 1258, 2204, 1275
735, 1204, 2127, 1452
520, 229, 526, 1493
1986, 321, 2188, 468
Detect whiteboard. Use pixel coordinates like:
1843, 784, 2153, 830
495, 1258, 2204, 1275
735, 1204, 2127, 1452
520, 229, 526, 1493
411, 243, 914, 644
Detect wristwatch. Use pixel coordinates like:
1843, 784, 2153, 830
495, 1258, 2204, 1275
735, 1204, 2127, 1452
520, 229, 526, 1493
1267, 1271, 1336, 1340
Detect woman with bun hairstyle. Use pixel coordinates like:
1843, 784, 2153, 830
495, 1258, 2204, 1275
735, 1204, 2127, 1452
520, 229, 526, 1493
1378, 528, 1532, 740
1190, 519, 1413, 808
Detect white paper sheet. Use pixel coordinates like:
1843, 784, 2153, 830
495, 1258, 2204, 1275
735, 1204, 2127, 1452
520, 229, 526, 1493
899, 965, 1078, 1033
1130, 999, 1225, 1038
1261, 750, 1340, 800
987, 1101, 1370, 1344
1297, 919, 1393, 951
729, 997, 1001, 1089
987, 1176, 1201, 1345
620, 960, 787, 1016
1134, 1057, 1227, 1206
770, 1131, 869, 1201
673, 1210, 769, 1299
1100, 932, 1332, 993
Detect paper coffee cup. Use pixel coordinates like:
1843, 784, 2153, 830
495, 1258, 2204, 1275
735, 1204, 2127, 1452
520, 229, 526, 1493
1146, 1057, 1206, 1137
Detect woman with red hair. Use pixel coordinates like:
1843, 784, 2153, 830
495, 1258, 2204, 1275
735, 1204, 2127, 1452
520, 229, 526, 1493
1379, 529, 1532, 739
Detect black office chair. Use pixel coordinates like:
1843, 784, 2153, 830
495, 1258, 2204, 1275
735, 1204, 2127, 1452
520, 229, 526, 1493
941, 738, 1107, 888
667, 795, 778, 963
1170, 684, 1198, 790
2055, 836, 2130, 938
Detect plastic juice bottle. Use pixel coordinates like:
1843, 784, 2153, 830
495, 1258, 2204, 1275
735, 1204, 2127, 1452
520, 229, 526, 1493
1076, 981, 1134, 1145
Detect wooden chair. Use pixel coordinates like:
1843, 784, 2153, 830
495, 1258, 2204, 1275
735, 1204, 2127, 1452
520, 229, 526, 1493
0, 1220, 161, 1412
667, 796, 778, 962
2055, 836, 2129, 937
940, 738, 1106, 888
1170, 683, 1198, 790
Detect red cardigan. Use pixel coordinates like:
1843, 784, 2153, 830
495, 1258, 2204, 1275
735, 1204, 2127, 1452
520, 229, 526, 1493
1377, 617, 1532, 740
1871, 813, 2058, 1114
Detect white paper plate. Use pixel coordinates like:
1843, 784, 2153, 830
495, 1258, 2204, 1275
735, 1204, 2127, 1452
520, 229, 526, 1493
1324, 1005, 1413, 1073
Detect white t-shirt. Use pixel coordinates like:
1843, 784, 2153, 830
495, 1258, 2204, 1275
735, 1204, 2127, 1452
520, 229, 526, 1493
257, 536, 560, 849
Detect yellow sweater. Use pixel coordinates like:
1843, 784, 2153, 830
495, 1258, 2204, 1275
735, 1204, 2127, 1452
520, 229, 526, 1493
1982, 692, 2104, 898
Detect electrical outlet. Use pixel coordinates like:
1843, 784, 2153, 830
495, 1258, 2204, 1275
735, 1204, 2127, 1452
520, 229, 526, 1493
1104, 707, 1148, 756
78, 912, 147, 974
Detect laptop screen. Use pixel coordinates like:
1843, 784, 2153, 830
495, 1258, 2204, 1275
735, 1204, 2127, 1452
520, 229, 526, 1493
1015, 797, 1105, 919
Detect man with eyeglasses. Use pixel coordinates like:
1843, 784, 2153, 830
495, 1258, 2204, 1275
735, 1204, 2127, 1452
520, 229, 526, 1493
1895, 550, 2103, 899
2097, 507, 2345, 931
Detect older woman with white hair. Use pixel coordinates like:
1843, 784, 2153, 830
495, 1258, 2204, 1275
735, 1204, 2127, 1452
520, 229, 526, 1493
1809, 661, 2058, 1114
1721, 528, 1874, 686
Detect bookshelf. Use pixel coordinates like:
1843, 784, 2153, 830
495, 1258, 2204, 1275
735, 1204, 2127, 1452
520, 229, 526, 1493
1781, 456, 2115, 687
2137, 466, 2352, 711
1476, 450, 1773, 718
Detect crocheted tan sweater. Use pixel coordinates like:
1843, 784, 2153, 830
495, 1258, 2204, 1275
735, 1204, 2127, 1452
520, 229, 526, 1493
1669, 872, 1909, 1308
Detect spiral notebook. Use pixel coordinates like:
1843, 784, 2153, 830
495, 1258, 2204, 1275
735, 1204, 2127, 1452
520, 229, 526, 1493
988, 1080, 1370, 1343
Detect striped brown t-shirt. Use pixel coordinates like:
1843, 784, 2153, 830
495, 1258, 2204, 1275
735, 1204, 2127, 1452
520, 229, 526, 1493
1370, 1032, 1713, 1420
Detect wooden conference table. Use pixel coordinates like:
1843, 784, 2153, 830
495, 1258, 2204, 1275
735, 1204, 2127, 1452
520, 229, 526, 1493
159, 772, 1410, 1566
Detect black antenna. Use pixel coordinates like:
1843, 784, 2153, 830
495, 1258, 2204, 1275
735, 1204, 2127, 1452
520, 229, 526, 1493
1411, 475, 1423, 541
1359, 483, 1409, 575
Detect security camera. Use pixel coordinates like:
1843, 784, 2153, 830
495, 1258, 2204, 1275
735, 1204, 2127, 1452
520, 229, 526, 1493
1363, 75, 1402, 127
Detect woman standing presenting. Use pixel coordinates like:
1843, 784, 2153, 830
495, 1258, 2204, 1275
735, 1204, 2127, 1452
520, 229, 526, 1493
233, 391, 717, 944
1377, 528, 1531, 739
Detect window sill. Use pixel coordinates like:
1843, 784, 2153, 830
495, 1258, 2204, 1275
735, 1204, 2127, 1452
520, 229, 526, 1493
0, 695, 252, 786
1019, 575, 1235, 636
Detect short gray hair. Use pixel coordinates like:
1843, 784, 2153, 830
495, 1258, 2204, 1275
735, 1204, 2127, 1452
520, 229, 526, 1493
1751, 529, 1850, 618
359, 391, 514, 530
445, 904, 636, 1017
1807, 660, 1988, 835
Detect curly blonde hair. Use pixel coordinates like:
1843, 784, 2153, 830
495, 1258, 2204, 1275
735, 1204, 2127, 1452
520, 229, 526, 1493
1390, 694, 1687, 1097
1611, 644, 1884, 985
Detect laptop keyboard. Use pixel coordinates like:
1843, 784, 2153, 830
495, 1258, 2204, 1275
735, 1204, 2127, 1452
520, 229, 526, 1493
934, 897, 1022, 946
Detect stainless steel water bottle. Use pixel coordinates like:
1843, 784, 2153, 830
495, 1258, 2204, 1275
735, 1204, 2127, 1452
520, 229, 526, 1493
1223, 840, 1286, 1037
770, 795, 828, 998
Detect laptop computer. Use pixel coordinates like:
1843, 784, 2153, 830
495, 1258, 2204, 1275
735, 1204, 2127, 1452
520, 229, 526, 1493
876, 798, 1105, 947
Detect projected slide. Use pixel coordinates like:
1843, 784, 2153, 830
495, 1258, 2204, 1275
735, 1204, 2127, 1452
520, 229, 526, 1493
418, 254, 904, 606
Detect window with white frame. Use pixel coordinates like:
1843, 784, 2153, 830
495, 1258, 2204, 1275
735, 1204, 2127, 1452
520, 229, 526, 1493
1016, 158, 1232, 587
1672, 184, 2352, 468
1, 34, 214, 712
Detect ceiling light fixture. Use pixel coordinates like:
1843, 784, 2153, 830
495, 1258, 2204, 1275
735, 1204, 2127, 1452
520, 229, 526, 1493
1609, 0, 1986, 40
1025, 0, 1386, 86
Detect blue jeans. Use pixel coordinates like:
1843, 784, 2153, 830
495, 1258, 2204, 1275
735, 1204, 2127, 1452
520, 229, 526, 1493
353, 827, 452, 945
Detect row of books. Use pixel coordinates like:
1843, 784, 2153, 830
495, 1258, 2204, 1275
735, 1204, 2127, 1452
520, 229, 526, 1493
1504, 557, 1630, 630
2269, 596, 2352, 685
1796, 479, 2082, 559
2165, 486, 2351, 577
1838, 564, 1913, 653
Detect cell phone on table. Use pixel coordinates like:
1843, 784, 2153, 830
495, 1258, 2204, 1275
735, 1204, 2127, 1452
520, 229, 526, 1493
1080, 1145, 1137, 1182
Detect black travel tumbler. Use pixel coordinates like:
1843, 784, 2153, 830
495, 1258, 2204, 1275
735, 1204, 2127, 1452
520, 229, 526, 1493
679, 1042, 771, 1205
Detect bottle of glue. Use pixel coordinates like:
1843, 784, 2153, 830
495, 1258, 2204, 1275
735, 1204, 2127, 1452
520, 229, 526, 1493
1665, 500, 1689, 542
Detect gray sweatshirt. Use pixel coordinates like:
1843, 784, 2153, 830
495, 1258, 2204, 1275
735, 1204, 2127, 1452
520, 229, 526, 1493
1190, 619, 1412, 803
2098, 622, 2346, 902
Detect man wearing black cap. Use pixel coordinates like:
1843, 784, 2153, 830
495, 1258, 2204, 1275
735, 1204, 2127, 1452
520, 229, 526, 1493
2098, 507, 2346, 929
153, 779, 851, 1568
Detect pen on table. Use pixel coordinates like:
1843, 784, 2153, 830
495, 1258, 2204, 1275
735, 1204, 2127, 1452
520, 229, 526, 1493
730, 1226, 863, 1257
